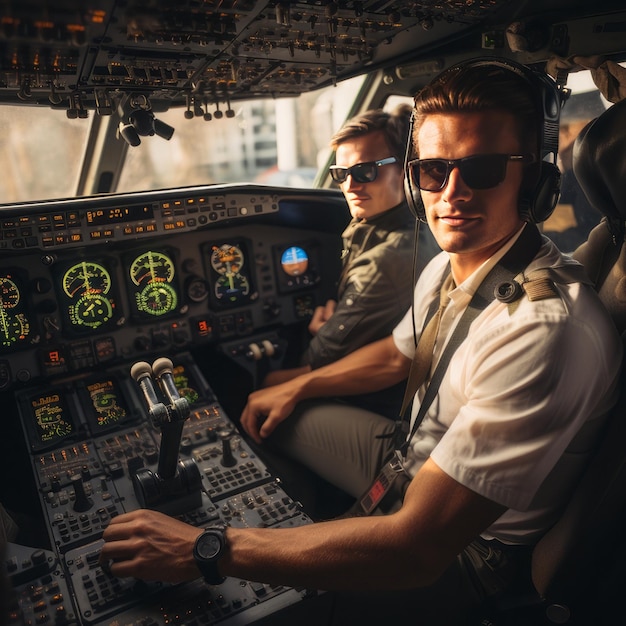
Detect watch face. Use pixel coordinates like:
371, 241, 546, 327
197, 532, 222, 559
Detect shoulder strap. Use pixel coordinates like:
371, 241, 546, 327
395, 223, 544, 456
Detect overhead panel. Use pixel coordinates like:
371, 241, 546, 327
0, 0, 515, 111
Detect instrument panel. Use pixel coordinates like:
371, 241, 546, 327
7, 353, 333, 625
0, 184, 347, 625
0, 184, 347, 391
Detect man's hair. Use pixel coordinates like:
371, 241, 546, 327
412, 64, 539, 156
330, 104, 412, 163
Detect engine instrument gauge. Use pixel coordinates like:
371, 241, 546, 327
0, 273, 33, 349
138, 282, 178, 315
27, 391, 75, 451
0, 311, 30, 348
128, 249, 179, 318
57, 260, 119, 333
62, 261, 111, 298
71, 293, 114, 328
130, 250, 176, 286
84, 378, 131, 431
0, 277, 20, 309
172, 363, 201, 405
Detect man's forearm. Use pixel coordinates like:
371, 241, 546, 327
294, 335, 411, 400
241, 336, 410, 442
221, 515, 431, 591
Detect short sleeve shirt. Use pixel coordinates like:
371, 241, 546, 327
392, 228, 622, 543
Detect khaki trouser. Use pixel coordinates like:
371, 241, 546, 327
267, 399, 532, 625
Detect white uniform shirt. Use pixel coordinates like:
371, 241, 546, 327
393, 227, 623, 544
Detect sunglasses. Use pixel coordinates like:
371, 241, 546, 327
329, 156, 398, 184
407, 154, 533, 192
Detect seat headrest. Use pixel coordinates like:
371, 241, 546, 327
573, 98, 626, 224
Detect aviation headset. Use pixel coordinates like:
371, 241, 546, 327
404, 57, 564, 224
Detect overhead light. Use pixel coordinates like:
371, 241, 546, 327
118, 122, 141, 146
117, 94, 175, 146
153, 117, 175, 140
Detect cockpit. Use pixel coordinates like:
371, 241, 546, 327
1, 2, 626, 625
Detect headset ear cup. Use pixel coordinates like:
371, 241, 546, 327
522, 162, 561, 223
404, 173, 427, 221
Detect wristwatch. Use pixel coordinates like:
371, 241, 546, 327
193, 525, 227, 585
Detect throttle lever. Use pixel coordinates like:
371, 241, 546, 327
152, 357, 190, 421
130, 361, 169, 426
129, 358, 202, 512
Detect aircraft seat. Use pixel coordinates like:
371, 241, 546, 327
480, 97, 626, 625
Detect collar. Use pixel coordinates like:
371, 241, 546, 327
452, 223, 527, 303
341, 201, 415, 240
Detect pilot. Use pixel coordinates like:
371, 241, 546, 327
263, 105, 438, 417
100, 59, 622, 624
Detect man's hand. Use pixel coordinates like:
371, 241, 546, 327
239, 381, 300, 444
308, 299, 337, 335
100, 509, 202, 583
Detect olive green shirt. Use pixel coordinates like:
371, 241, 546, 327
302, 201, 438, 370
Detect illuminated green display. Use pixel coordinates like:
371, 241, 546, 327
31, 392, 74, 447
129, 250, 179, 317
0, 275, 31, 348
62, 261, 116, 330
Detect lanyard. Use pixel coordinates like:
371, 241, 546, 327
393, 223, 543, 457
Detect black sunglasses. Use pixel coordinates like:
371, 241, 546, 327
329, 156, 398, 184
407, 154, 533, 192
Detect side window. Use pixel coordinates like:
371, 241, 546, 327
543, 70, 612, 253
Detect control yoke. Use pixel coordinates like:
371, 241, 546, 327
129, 358, 202, 514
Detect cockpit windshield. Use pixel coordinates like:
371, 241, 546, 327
0, 107, 91, 203
0, 75, 365, 204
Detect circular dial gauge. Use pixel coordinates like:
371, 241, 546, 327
281, 246, 309, 276
0, 277, 30, 348
63, 261, 111, 298
210, 244, 244, 275
62, 262, 114, 330
215, 273, 250, 302
71, 293, 114, 328
129, 251, 176, 286
0, 277, 20, 309
130, 251, 178, 316
186, 276, 208, 303
138, 283, 178, 316
0, 310, 29, 347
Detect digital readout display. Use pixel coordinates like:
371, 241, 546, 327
86, 205, 154, 226
172, 363, 201, 405
84, 378, 131, 432
28, 391, 75, 451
